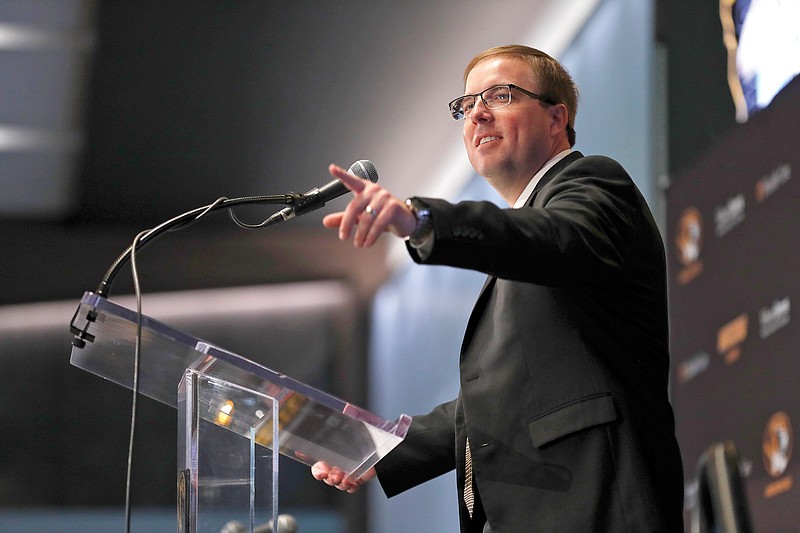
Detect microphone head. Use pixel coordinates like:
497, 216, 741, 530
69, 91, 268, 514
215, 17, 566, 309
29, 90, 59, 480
349, 159, 379, 183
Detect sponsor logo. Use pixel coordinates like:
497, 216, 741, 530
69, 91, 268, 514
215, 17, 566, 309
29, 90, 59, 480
756, 163, 791, 202
717, 314, 748, 364
763, 411, 794, 498
677, 352, 710, 384
715, 193, 746, 237
760, 297, 791, 339
675, 206, 704, 285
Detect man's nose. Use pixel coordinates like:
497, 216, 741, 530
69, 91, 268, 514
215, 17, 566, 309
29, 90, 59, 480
469, 98, 493, 122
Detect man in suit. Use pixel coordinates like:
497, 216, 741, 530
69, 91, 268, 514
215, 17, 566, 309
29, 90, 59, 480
313, 45, 684, 532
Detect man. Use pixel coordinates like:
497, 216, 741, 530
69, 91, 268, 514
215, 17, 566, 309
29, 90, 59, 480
313, 45, 684, 532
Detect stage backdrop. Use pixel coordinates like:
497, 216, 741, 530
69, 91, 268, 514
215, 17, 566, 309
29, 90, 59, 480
667, 77, 800, 530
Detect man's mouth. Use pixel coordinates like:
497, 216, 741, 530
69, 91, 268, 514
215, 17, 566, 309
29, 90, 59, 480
478, 136, 500, 146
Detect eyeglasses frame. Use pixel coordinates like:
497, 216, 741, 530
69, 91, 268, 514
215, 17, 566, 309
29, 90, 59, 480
448, 83, 558, 120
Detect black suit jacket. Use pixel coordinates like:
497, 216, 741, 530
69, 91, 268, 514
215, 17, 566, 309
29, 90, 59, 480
375, 152, 684, 532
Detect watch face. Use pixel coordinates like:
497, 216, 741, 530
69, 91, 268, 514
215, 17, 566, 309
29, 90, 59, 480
407, 198, 429, 216
405, 199, 433, 244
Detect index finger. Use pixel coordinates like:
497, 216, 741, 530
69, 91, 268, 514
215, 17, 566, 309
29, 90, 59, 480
329, 164, 368, 194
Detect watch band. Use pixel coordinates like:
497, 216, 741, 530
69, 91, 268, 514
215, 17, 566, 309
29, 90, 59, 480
405, 197, 433, 245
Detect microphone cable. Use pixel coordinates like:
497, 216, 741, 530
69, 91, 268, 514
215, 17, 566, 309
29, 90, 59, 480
122, 198, 227, 533
124, 229, 148, 533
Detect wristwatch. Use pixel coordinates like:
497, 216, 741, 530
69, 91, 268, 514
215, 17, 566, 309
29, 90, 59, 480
405, 197, 433, 245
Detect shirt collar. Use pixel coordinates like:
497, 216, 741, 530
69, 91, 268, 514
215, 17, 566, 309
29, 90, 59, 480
512, 148, 573, 208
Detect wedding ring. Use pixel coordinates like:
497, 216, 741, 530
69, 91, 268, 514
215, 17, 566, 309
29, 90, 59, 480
365, 204, 378, 217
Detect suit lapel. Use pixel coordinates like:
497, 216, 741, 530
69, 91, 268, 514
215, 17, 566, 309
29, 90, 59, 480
460, 275, 496, 357
459, 152, 583, 357
526, 151, 584, 205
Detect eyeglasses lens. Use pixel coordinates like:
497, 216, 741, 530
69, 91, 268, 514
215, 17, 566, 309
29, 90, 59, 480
450, 86, 512, 120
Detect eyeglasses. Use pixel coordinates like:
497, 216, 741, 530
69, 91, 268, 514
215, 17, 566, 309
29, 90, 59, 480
447, 84, 557, 120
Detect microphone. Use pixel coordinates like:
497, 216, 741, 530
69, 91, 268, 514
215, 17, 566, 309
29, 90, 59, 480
219, 514, 298, 533
265, 159, 379, 226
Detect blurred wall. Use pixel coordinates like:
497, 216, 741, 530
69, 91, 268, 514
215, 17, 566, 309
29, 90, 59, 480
0, 0, 93, 217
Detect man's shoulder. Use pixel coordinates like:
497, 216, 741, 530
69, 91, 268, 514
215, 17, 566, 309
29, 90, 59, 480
535, 153, 639, 207
563, 153, 626, 174
555, 154, 635, 187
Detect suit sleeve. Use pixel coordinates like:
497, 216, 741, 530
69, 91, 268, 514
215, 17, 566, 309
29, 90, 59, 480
375, 399, 458, 497
407, 156, 643, 286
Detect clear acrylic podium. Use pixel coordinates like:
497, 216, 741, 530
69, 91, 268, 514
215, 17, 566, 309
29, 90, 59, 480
69, 291, 411, 533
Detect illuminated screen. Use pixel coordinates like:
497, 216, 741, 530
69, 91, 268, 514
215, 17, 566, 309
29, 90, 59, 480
721, 0, 800, 122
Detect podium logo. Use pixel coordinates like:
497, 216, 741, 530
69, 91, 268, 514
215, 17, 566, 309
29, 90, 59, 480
675, 206, 704, 285
756, 163, 791, 202
763, 411, 794, 498
717, 313, 748, 364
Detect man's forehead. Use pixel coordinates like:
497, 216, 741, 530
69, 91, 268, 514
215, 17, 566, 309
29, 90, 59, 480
464, 55, 537, 91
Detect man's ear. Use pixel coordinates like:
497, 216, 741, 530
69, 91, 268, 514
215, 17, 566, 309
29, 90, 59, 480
549, 103, 569, 135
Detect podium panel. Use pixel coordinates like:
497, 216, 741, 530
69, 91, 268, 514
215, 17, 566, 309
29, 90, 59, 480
178, 370, 279, 533
69, 291, 411, 531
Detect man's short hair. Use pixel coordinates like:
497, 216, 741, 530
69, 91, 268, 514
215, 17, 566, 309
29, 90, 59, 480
464, 45, 579, 146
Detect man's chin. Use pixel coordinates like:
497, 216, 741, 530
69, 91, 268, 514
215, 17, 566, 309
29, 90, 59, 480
472, 158, 510, 180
